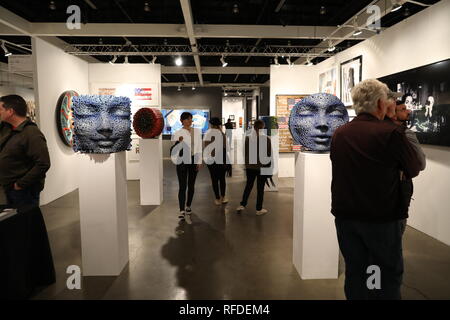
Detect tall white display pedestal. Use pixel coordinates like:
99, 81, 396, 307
79, 152, 129, 276
293, 152, 339, 279
140, 138, 163, 205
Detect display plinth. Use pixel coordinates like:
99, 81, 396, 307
293, 152, 339, 279
79, 152, 129, 276
140, 138, 163, 205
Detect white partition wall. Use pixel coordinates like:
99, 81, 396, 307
140, 138, 163, 205
33, 38, 88, 205
79, 152, 129, 276
293, 152, 339, 279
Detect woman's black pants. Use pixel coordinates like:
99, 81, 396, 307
207, 164, 226, 199
240, 169, 266, 211
176, 163, 198, 211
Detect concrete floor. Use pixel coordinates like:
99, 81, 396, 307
34, 160, 450, 300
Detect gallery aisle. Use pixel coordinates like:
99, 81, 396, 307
33, 160, 450, 300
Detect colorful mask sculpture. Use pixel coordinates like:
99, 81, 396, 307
289, 93, 348, 152
72, 95, 132, 154
56, 90, 78, 147
133, 107, 165, 138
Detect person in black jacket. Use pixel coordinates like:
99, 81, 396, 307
330, 79, 421, 300
0, 95, 50, 207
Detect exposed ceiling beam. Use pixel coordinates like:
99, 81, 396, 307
162, 66, 269, 74
179, 0, 203, 85
12, 22, 370, 40
162, 82, 268, 88
274, 0, 286, 13
84, 0, 98, 10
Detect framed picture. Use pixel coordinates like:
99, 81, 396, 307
319, 66, 338, 96
340, 56, 362, 106
229, 115, 235, 120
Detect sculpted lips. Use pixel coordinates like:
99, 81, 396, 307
312, 135, 331, 144
93, 139, 118, 148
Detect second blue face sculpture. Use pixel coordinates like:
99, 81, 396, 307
289, 93, 349, 152
72, 95, 132, 154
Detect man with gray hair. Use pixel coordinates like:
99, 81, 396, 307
330, 79, 421, 300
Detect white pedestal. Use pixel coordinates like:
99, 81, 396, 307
293, 152, 339, 279
140, 138, 163, 205
79, 152, 129, 276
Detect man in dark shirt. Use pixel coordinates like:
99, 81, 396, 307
0, 95, 50, 207
330, 79, 421, 300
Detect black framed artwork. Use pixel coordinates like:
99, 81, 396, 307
340, 55, 363, 106
379, 59, 450, 147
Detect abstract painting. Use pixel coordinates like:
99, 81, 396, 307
379, 59, 450, 146
289, 93, 349, 152
56, 90, 78, 147
319, 66, 338, 96
72, 95, 132, 154
340, 56, 362, 106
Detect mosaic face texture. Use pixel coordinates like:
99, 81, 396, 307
72, 95, 132, 154
289, 93, 348, 152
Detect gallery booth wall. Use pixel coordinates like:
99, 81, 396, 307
270, 0, 450, 245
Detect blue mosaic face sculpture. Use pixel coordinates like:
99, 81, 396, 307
289, 93, 348, 152
72, 95, 132, 154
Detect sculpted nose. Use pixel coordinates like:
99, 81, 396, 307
315, 115, 329, 132
97, 114, 113, 137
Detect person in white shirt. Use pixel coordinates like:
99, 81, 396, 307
171, 112, 202, 224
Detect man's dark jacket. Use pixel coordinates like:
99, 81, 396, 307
330, 113, 421, 222
0, 119, 51, 192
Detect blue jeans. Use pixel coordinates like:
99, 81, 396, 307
335, 218, 404, 300
6, 188, 40, 208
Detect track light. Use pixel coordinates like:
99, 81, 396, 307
286, 56, 292, 66
404, 7, 410, 16
49, 1, 56, 10
352, 17, 362, 36
151, 56, 157, 64
224, 91, 228, 97
320, 6, 326, 15
144, 2, 150, 12
306, 58, 313, 66
109, 55, 117, 64
353, 29, 362, 36
391, 0, 403, 12
124, 56, 129, 64
177, 86, 182, 91
274, 56, 279, 66
98, 38, 103, 45
1, 41, 12, 57
192, 86, 196, 91
233, 4, 239, 14
175, 56, 183, 66
327, 41, 336, 52
220, 55, 228, 67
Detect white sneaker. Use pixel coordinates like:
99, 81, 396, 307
185, 207, 192, 214
178, 211, 185, 219
214, 199, 221, 205
185, 213, 192, 225
236, 205, 245, 213
256, 208, 268, 216
221, 196, 229, 204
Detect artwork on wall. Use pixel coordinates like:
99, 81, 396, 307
132, 108, 164, 139
276, 94, 307, 152
55, 90, 79, 147
26, 100, 36, 123
379, 58, 450, 147
72, 95, 132, 154
289, 93, 349, 152
319, 66, 338, 96
229, 115, 235, 120
340, 56, 362, 106
239, 117, 243, 128
161, 109, 210, 135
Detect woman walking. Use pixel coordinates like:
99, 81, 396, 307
236, 120, 272, 215
204, 117, 228, 205
171, 112, 202, 224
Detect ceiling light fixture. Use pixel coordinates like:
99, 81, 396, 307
220, 55, 228, 67
224, 91, 228, 97
403, 7, 410, 16
177, 86, 182, 91
306, 58, 313, 66
49, 1, 56, 10
98, 38, 103, 45
320, 6, 326, 15
1, 41, 12, 57
175, 56, 183, 66
391, 0, 404, 12
124, 56, 129, 64
286, 56, 292, 66
151, 56, 157, 64
192, 86, 196, 91
144, 2, 150, 12
233, 4, 239, 14
352, 17, 363, 36
109, 55, 117, 64
274, 56, 279, 66
327, 40, 336, 52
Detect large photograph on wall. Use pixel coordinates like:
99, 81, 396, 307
161, 109, 210, 135
340, 56, 362, 106
319, 66, 338, 96
276, 95, 306, 152
379, 59, 450, 147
